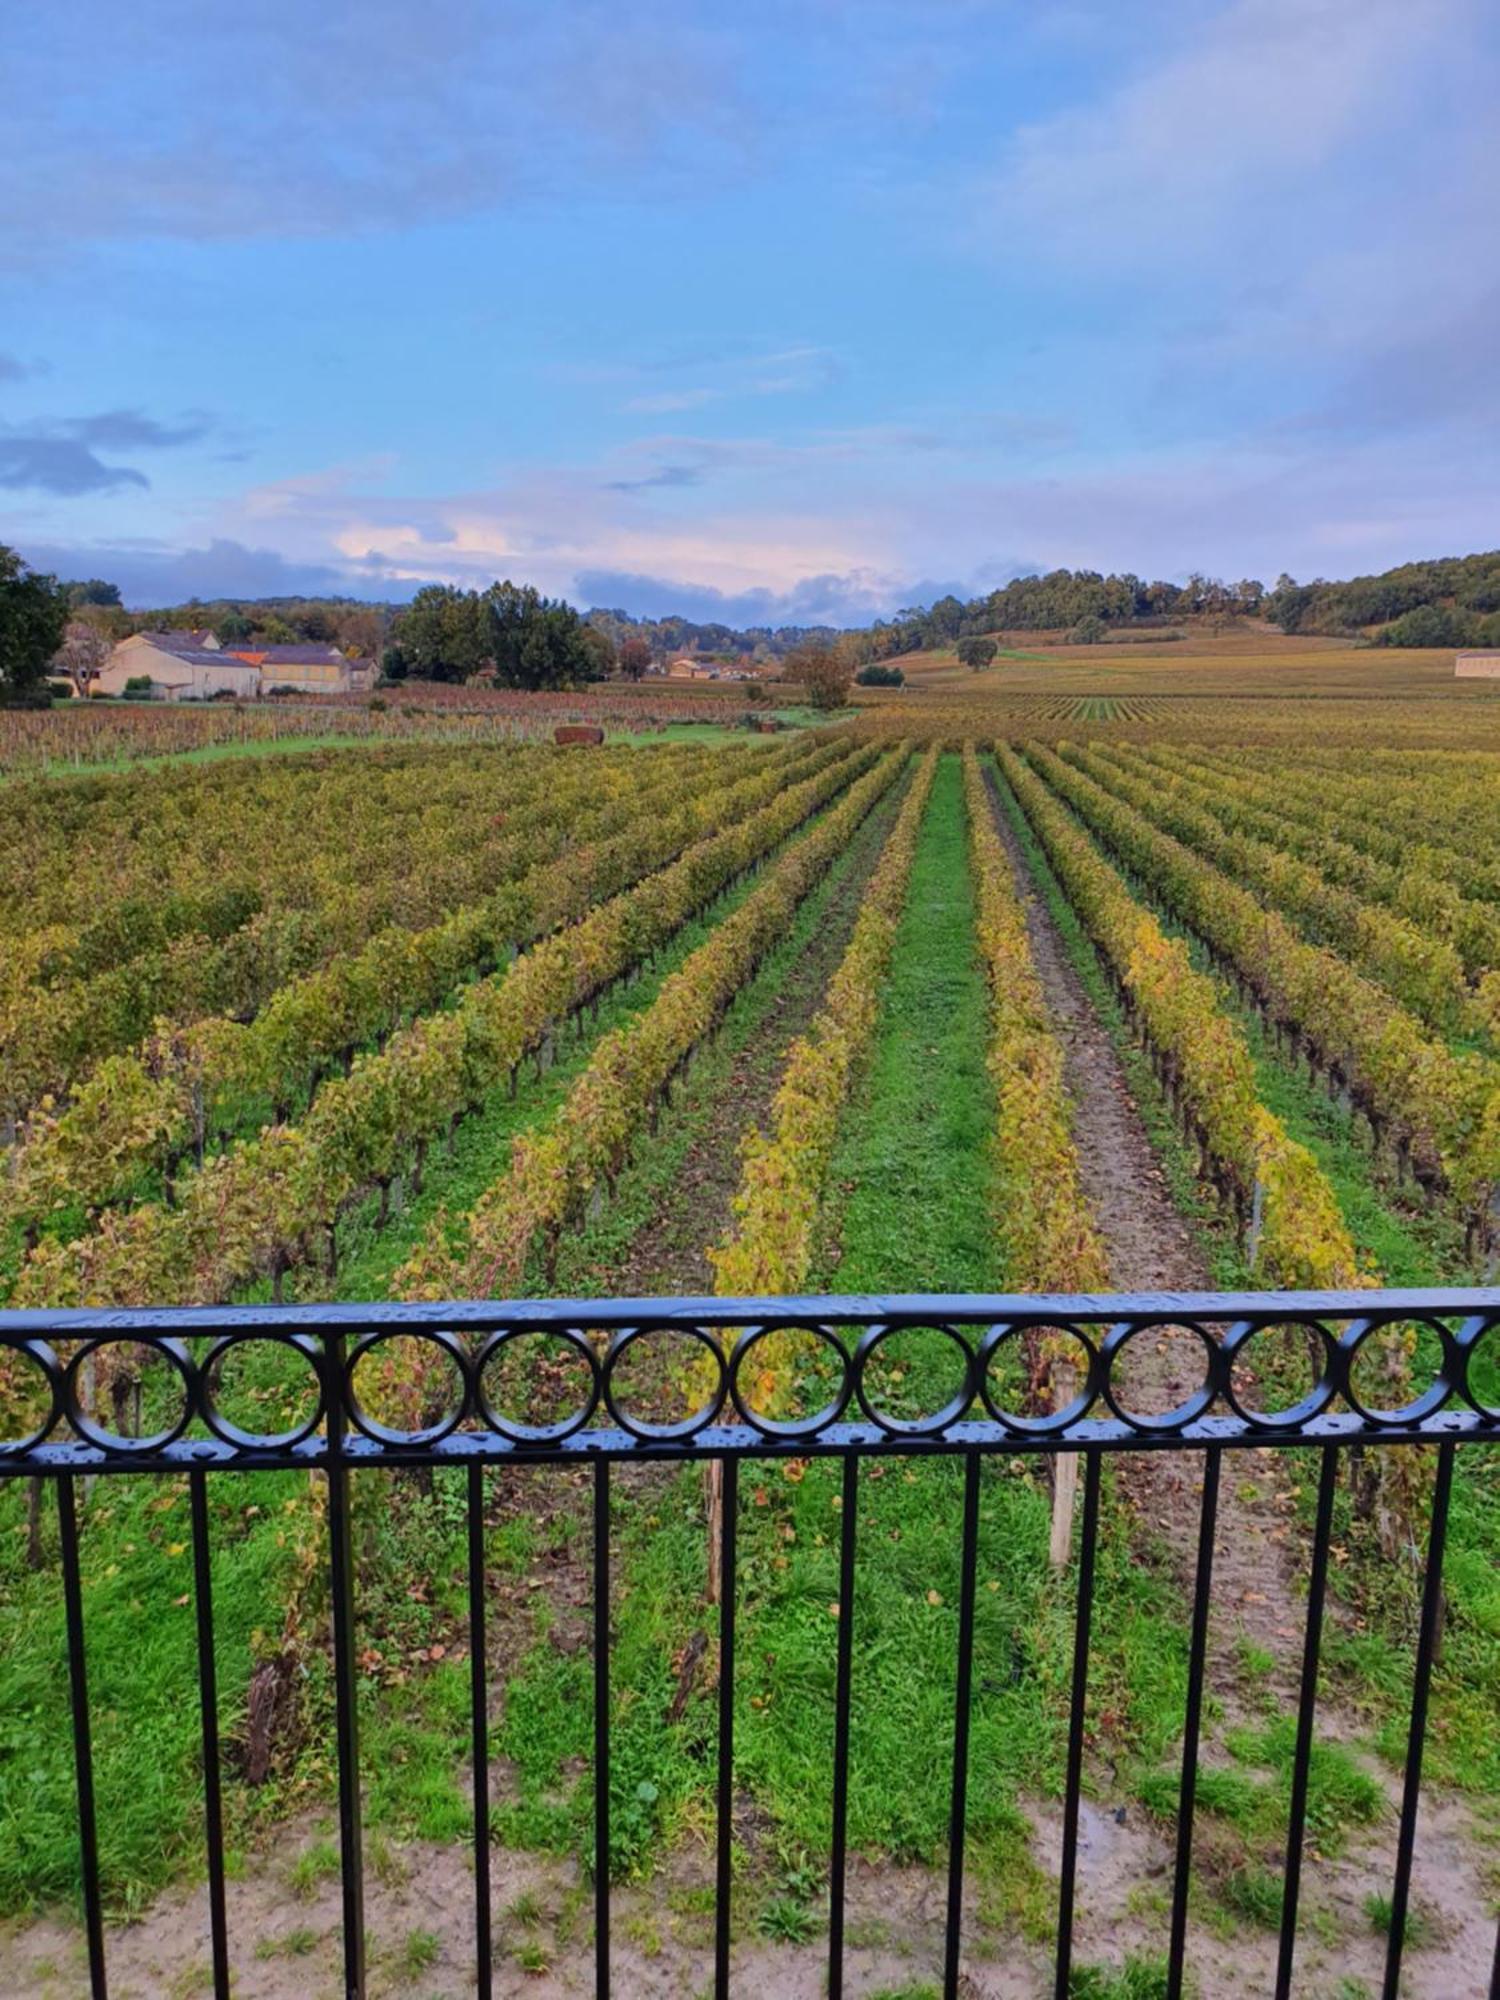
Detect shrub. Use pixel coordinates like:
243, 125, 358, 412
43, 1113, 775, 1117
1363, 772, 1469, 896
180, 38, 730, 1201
856, 663, 906, 687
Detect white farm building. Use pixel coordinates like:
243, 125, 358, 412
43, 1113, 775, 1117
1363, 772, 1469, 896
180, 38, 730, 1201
1455, 652, 1500, 679
93, 631, 375, 700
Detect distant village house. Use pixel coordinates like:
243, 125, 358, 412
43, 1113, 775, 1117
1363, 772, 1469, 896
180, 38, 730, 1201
1455, 651, 1500, 679
91, 631, 375, 700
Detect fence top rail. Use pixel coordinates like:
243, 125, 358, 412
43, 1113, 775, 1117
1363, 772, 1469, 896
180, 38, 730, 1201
2, 1289, 1497, 1473
4, 1285, 1500, 1339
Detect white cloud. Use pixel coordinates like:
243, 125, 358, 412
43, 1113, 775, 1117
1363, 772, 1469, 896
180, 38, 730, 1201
988, 0, 1468, 259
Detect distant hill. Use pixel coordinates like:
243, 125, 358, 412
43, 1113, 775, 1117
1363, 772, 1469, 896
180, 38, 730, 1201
1267, 550, 1500, 648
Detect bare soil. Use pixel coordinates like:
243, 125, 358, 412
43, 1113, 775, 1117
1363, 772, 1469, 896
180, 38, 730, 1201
7, 1781, 1493, 1998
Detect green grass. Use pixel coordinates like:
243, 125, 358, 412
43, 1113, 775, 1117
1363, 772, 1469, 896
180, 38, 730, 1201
0, 1470, 313, 1917
1068, 1954, 1179, 1998
1363, 1889, 1433, 1948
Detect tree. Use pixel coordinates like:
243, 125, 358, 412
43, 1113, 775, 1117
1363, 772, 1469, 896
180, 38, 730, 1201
855, 662, 905, 686
337, 608, 384, 659
957, 636, 998, 671
927, 593, 966, 641
577, 623, 616, 682
481, 580, 592, 690
54, 617, 113, 698
0, 545, 69, 699
215, 611, 254, 644
618, 635, 653, 680
1376, 604, 1465, 648
1069, 615, 1106, 645
786, 638, 854, 711
63, 578, 122, 608
394, 586, 490, 682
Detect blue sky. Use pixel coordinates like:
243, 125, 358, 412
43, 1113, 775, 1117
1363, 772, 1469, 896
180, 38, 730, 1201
2, 0, 1497, 619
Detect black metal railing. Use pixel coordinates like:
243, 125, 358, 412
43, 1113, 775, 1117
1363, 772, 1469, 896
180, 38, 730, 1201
3, 1288, 1498, 2000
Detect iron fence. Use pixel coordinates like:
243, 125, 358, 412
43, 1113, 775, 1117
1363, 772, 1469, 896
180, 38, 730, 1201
2, 1288, 1498, 2000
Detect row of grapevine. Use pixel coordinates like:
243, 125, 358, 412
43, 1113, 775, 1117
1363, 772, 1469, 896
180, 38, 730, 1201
1, 739, 601, 932
1054, 743, 1479, 1038
395, 747, 909, 1302
709, 747, 938, 1298
10, 742, 880, 1309
0, 741, 756, 1119
1020, 744, 1500, 1234
1004, 742, 1433, 1552
1, 738, 842, 1218
966, 746, 1108, 1565
963, 747, 1108, 1295
0, 686, 751, 781
1190, 746, 1500, 905
996, 747, 1371, 1296
1254, 744, 1500, 842
1114, 742, 1500, 991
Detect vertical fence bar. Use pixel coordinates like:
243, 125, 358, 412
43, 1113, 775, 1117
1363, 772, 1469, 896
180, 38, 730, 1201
189, 1469, 231, 2000
324, 1334, 366, 2000
943, 1451, 983, 2000
1166, 1444, 1221, 2000
1383, 1440, 1455, 2000
594, 1458, 611, 2000
827, 1452, 859, 2000
1054, 1451, 1102, 2000
58, 1473, 107, 2000
715, 1455, 739, 2000
1274, 1443, 1339, 2000
467, 1462, 492, 2000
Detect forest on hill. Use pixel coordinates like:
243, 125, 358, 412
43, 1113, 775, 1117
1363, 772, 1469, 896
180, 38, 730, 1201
1266, 548, 1500, 647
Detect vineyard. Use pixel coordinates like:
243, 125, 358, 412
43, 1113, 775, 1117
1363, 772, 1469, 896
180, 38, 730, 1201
2, 681, 1499, 1997
0, 683, 801, 779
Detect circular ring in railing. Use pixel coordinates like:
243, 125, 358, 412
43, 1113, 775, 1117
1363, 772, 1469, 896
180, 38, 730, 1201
727, 1322, 851, 1439
1335, 1316, 1457, 1429
475, 1325, 601, 1444
1219, 1318, 1337, 1431
343, 1328, 472, 1447
0, 1337, 62, 1456
976, 1321, 1099, 1435
63, 1335, 195, 1454
851, 1322, 976, 1437
198, 1331, 326, 1451
1098, 1319, 1222, 1433
1455, 1314, 1500, 1423
602, 1323, 727, 1441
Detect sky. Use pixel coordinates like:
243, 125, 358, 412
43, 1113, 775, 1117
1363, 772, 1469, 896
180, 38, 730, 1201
1, 0, 1497, 622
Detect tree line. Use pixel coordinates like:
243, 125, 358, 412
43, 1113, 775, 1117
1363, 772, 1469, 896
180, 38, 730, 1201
9, 541, 1498, 703
1267, 550, 1500, 647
